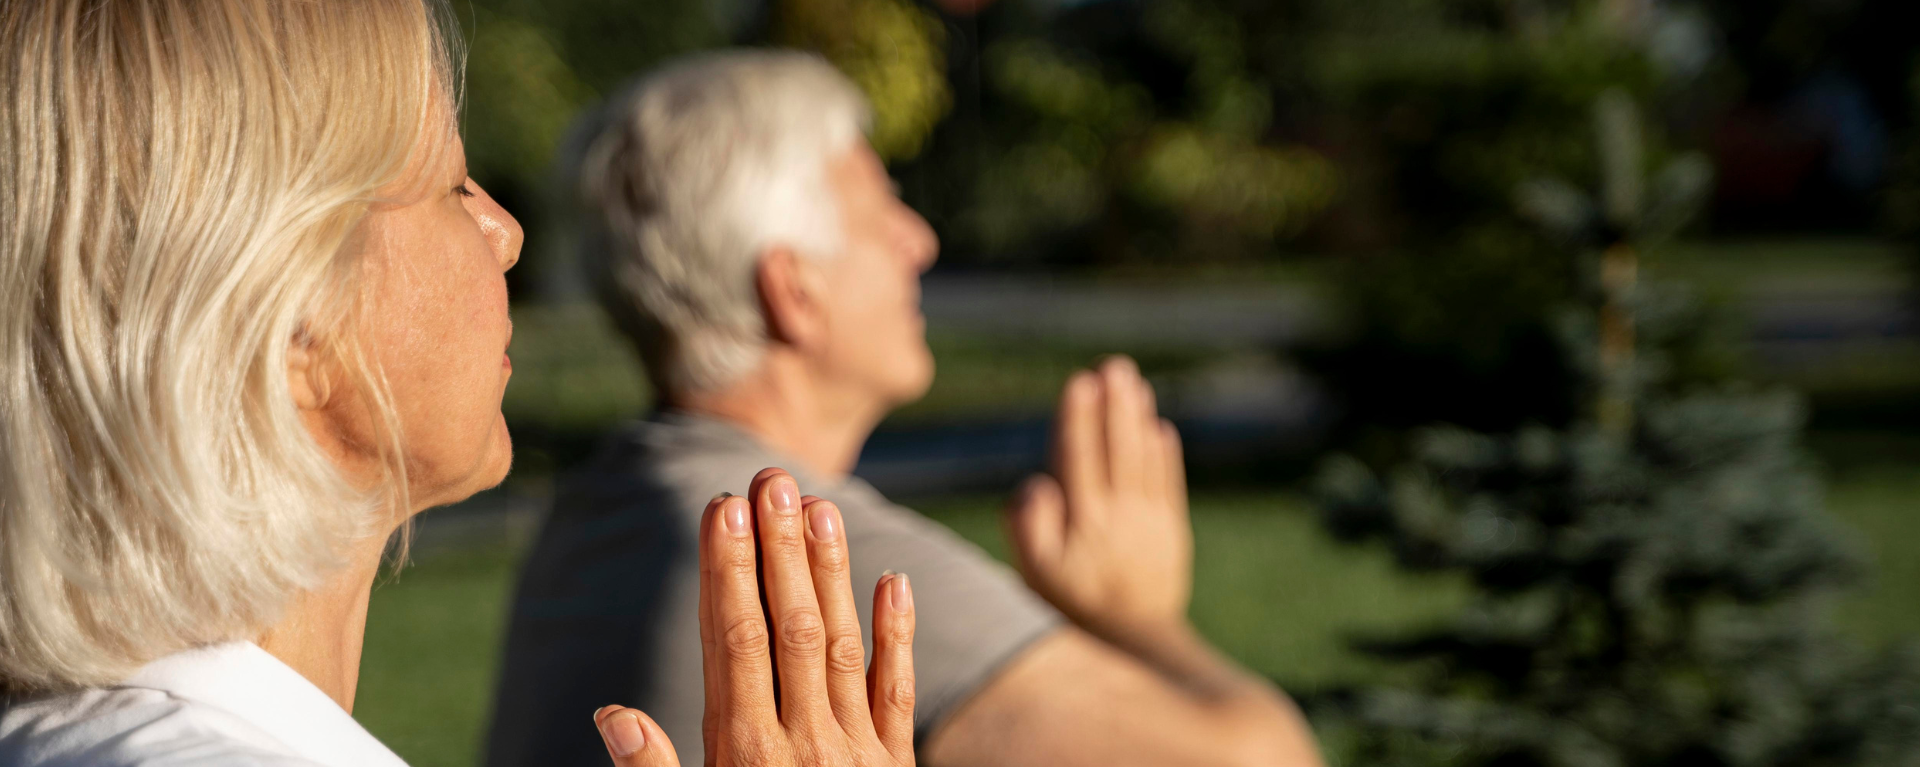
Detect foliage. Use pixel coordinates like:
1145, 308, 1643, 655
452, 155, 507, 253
772, 0, 952, 160
1294, 0, 1672, 439
904, 0, 1341, 264
1309, 89, 1920, 767
1892, 61, 1920, 306
460, 12, 597, 187
455, 0, 726, 189
1317, 415, 1920, 766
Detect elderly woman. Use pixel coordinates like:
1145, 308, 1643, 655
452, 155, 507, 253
0, 2, 912, 766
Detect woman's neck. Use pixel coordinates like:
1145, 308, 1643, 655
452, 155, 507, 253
255, 530, 391, 712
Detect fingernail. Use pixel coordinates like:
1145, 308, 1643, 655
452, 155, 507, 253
711, 491, 732, 503
890, 572, 912, 612
724, 498, 750, 535
772, 476, 799, 515
600, 710, 646, 757
807, 503, 837, 541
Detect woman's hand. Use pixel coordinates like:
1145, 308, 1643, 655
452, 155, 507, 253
1005, 356, 1193, 642
595, 468, 918, 767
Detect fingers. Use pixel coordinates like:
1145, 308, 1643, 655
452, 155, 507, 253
702, 470, 914, 763
868, 573, 917, 761
752, 469, 833, 729
1005, 473, 1066, 577
1138, 376, 1169, 505
1161, 419, 1188, 514
1100, 356, 1147, 495
1052, 370, 1106, 522
702, 492, 778, 729
696, 495, 725, 754
595, 706, 681, 767
803, 498, 873, 731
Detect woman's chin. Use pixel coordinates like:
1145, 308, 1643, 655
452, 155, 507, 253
410, 419, 514, 514
474, 418, 515, 491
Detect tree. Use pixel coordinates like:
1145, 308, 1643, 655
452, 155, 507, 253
1292, 0, 1668, 442
772, 0, 953, 161
1893, 59, 1920, 308
1311, 90, 1920, 767
900, 0, 1341, 265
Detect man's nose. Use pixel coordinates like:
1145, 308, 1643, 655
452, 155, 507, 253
899, 209, 938, 273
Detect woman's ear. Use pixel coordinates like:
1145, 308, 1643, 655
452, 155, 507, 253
756, 246, 827, 348
287, 330, 331, 412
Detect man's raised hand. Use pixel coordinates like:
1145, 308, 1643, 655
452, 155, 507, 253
595, 468, 917, 767
1005, 356, 1194, 641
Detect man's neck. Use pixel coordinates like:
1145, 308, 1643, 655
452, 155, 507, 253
673, 356, 886, 481
255, 529, 389, 713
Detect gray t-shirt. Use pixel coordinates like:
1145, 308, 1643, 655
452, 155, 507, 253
485, 411, 1061, 767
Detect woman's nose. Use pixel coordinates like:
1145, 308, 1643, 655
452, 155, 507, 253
465, 179, 524, 271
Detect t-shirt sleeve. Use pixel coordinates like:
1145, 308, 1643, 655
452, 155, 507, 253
832, 483, 1063, 741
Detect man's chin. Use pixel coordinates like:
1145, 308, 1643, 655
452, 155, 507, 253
904, 352, 937, 403
877, 364, 936, 412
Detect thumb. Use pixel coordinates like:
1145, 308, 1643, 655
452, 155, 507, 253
594, 705, 680, 767
1005, 473, 1067, 577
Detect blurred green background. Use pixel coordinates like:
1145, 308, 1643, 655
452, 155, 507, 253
356, 0, 1920, 764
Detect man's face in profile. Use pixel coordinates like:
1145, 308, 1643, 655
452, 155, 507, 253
812, 141, 940, 409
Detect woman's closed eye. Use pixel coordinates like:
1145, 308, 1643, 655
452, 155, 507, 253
455, 181, 476, 199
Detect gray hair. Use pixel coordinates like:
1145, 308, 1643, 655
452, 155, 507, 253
574, 49, 870, 395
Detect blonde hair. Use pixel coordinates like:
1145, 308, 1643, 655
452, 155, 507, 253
0, 0, 462, 691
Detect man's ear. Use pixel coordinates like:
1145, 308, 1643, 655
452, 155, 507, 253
757, 246, 827, 348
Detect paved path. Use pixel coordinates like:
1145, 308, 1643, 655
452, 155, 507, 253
920, 272, 1332, 349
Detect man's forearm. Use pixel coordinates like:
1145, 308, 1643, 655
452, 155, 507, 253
922, 628, 1324, 767
1097, 621, 1265, 702
1095, 621, 1321, 765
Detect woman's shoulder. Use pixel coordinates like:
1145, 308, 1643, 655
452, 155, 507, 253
0, 685, 322, 767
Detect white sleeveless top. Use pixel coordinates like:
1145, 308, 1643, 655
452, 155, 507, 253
0, 642, 408, 767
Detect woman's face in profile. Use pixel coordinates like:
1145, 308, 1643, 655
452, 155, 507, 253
307, 125, 522, 513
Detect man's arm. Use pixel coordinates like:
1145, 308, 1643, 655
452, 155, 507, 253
924, 627, 1316, 767
925, 357, 1323, 767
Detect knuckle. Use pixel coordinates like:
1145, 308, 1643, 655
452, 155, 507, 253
727, 727, 778, 763
796, 740, 838, 767
722, 555, 759, 581
826, 635, 866, 676
885, 679, 916, 711
812, 542, 849, 576
887, 618, 916, 646
779, 612, 827, 654
721, 616, 770, 660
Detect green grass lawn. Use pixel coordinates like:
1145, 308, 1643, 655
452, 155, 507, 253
355, 544, 524, 767
1830, 468, 1920, 646
355, 475, 1920, 767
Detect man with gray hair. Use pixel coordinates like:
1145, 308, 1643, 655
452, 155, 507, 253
486, 50, 1322, 767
